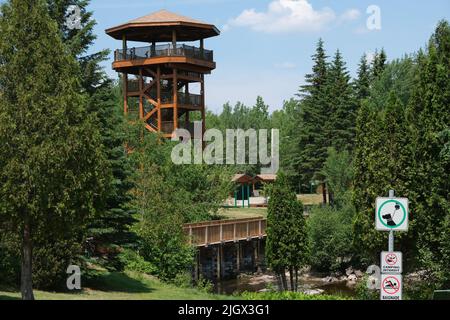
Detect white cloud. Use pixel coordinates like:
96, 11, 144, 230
340, 9, 361, 22
225, 0, 360, 34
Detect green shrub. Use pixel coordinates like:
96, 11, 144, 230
117, 249, 156, 275
172, 271, 193, 289
307, 203, 354, 272
195, 275, 214, 294
241, 291, 351, 300
32, 238, 83, 290
0, 233, 20, 287
355, 275, 379, 300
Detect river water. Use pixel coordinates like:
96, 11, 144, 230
214, 272, 357, 297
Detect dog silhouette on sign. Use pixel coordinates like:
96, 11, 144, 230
382, 204, 401, 227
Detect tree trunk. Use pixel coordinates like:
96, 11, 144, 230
322, 182, 327, 205
277, 273, 284, 292
280, 269, 288, 291
21, 220, 34, 300
295, 267, 299, 292
289, 267, 294, 292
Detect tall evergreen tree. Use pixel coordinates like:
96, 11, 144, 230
47, 0, 109, 93
294, 39, 330, 191
372, 48, 387, 80
406, 20, 450, 286
354, 54, 372, 100
266, 173, 307, 291
327, 50, 356, 152
0, 0, 108, 299
86, 84, 137, 256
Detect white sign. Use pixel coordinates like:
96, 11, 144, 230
381, 251, 402, 274
376, 197, 408, 231
381, 274, 402, 300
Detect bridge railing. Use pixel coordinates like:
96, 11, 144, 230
183, 217, 267, 247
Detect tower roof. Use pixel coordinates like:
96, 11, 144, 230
106, 9, 220, 42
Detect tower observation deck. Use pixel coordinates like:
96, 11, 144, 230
106, 9, 220, 138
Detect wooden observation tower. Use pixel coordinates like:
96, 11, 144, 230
106, 10, 220, 138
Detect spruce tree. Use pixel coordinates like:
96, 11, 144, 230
372, 48, 387, 80
327, 50, 356, 152
294, 39, 330, 191
354, 54, 372, 100
47, 0, 109, 93
0, 0, 108, 299
86, 84, 137, 256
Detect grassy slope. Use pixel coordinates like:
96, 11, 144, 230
217, 207, 268, 220
0, 271, 233, 301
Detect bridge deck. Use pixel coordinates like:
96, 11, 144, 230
183, 217, 267, 247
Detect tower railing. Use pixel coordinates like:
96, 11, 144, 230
115, 44, 214, 62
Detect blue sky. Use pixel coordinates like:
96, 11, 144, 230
88, 0, 450, 113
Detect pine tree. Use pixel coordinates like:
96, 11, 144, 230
354, 54, 372, 100
327, 50, 356, 152
0, 0, 108, 299
47, 0, 109, 93
294, 39, 330, 191
86, 84, 137, 255
372, 48, 387, 80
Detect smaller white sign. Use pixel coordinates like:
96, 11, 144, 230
376, 197, 409, 231
381, 251, 402, 274
380, 274, 402, 300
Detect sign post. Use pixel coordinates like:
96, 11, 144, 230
376, 190, 408, 301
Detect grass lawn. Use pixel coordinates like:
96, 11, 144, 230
0, 271, 234, 301
216, 207, 267, 220
297, 194, 323, 206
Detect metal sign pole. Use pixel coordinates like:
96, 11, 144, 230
388, 190, 395, 252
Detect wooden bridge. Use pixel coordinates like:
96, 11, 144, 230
183, 217, 267, 247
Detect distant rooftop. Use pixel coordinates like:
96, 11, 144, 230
106, 9, 220, 43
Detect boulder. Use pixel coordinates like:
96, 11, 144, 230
303, 289, 325, 295
322, 276, 339, 283
345, 267, 354, 276
339, 276, 348, 282
354, 270, 364, 278
347, 274, 358, 282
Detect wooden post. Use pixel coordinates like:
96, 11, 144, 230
193, 249, 199, 282
173, 68, 178, 131
197, 249, 202, 281
246, 221, 249, 239
216, 245, 222, 280
172, 29, 177, 52
151, 41, 156, 56
253, 240, 258, 271
205, 225, 209, 246
236, 242, 241, 272
157, 66, 162, 131
200, 38, 204, 58
189, 227, 193, 246
248, 184, 251, 208
201, 74, 206, 140
220, 224, 223, 243
242, 184, 245, 208
123, 73, 128, 114
122, 34, 127, 59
